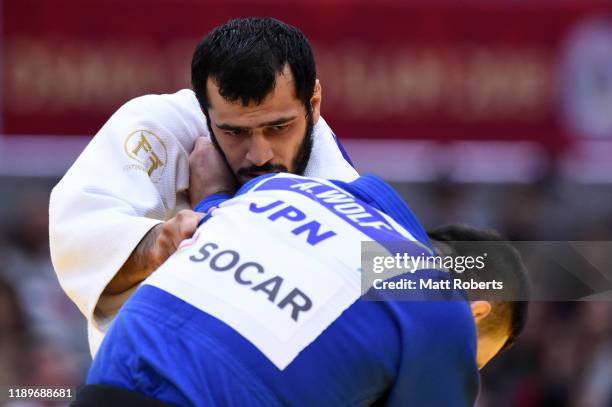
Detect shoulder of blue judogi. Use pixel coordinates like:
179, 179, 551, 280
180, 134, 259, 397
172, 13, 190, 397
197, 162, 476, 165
331, 174, 432, 248
195, 172, 432, 249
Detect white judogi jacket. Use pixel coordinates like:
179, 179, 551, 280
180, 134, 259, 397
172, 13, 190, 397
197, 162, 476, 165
49, 89, 358, 356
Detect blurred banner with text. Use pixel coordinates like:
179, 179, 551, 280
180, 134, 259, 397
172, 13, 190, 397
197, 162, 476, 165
3, 0, 612, 151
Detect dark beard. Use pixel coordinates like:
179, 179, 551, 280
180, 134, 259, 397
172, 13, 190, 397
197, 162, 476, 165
205, 111, 314, 186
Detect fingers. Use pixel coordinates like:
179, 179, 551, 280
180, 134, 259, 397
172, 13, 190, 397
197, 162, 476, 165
175, 210, 204, 245
152, 210, 204, 266
193, 135, 211, 151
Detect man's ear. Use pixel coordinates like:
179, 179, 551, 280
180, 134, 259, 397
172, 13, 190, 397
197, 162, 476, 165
310, 79, 322, 125
470, 300, 492, 324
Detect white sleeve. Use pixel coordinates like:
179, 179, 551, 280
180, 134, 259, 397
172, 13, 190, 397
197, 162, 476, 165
49, 89, 207, 328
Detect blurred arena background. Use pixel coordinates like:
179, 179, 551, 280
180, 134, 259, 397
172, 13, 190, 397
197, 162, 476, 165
1, 0, 612, 405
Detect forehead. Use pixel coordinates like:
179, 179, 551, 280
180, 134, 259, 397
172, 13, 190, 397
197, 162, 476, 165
206, 65, 303, 126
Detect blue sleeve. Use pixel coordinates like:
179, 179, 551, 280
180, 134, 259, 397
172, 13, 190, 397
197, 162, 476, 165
194, 193, 232, 225
194, 193, 232, 214
385, 300, 480, 406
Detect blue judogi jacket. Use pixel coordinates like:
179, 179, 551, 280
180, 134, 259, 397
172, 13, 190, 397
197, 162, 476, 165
86, 173, 479, 406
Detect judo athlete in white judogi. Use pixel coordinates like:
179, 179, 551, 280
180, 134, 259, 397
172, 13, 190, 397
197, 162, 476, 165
49, 17, 358, 355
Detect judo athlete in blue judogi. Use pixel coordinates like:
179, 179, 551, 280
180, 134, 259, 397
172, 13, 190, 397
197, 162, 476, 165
82, 173, 525, 406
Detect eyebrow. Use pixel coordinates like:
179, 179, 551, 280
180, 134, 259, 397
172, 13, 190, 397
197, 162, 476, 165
215, 116, 297, 131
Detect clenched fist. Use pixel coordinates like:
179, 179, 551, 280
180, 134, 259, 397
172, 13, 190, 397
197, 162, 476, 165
149, 209, 205, 268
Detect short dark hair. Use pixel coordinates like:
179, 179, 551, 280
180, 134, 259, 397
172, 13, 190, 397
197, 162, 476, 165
191, 17, 317, 112
427, 223, 530, 352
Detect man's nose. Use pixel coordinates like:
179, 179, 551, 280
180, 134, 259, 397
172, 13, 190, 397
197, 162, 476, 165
245, 133, 274, 166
